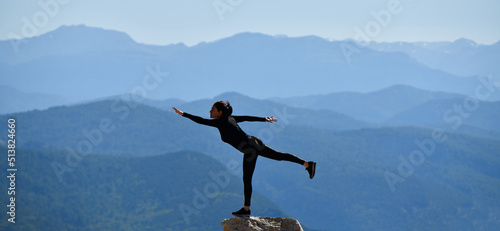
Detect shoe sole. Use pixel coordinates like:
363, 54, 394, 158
310, 162, 316, 179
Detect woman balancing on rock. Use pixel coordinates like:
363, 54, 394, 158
172, 101, 316, 217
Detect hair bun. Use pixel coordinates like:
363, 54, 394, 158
213, 100, 233, 117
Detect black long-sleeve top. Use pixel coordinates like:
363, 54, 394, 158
182, 112, 266, 150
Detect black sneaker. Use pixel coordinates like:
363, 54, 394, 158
232, 208, 251, 217
306, 161, 316, 179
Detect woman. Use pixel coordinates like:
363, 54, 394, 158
172, 101, 316, 217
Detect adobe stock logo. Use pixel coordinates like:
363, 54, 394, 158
340, 0, 410, 63
212, 0, 243, 21
178, 162, 234, 225
8, 0, 71, 53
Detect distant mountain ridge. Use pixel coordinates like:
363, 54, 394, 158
271, 85, 500, 139
0, 85, 68, 114
176, 91, 373, 131
1, 25, 187, 64
271, 85, 464, 122
3, 93, 372, 156
367, 38, 500, 77
386, 98, 500, 132
3, 85, 498, 140
1, 25, 498, 103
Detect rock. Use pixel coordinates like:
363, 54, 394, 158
221, 216, 304, 231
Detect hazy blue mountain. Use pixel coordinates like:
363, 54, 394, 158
368, 38, 500, 78
1, 99, 500, 230
271, 85, 464, 123
3, 94, 370, 156
258, 126, 500, 230
0, 25, 492, 102
140, 98, 186, 111
385, 98, 500, 133
0, 85, 68, 114
175, 91, 373, 130
0, 24, 187, 65
0, 25, 185, 102
79, 93, 186, 111
0, 147, 294, 231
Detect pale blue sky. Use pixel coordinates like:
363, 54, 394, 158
1, 0, 499, 46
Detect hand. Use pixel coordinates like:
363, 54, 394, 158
172, 107, 184, 116
265, 116, 278, 123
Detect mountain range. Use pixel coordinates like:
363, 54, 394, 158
0, 85, 68, 114
1, 25, 499, 105
269, 85, 500, 139
367, 38, 500, 77
1, 24, 500, 230
1, 95, 499, 230
270, 84, 464, 123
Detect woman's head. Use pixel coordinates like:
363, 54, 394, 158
210, 100, 232, 119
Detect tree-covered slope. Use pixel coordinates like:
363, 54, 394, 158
0, 148, 289, 231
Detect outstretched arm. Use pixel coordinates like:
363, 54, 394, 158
172, 107, 217, 127
233, 115, 278, 123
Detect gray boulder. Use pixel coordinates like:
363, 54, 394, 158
221, 216, 304, 231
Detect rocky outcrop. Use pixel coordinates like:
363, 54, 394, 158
221, 216, 304, 231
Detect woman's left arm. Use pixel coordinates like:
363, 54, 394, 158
233, 115, 277, 123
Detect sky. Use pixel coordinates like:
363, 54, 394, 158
1, 0, 499, 46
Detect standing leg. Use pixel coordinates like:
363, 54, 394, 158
232, 152, 257, 216
243, 152, 258, 207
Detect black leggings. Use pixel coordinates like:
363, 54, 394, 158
239, 136, 305, 206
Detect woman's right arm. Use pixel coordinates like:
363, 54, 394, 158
172, 107, 217, 127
